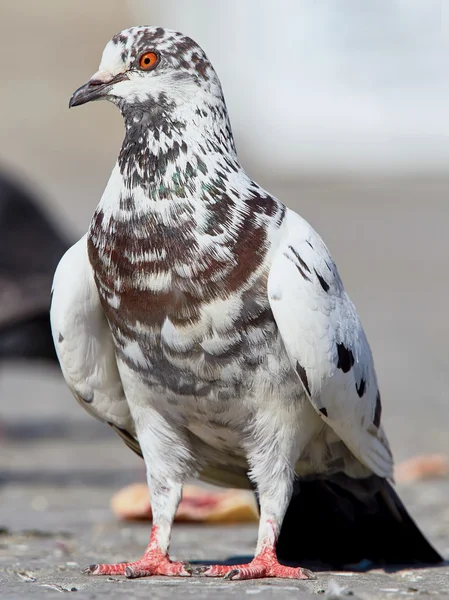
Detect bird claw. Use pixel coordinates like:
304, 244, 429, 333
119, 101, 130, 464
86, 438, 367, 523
124, 566, 136, 579
83, 562, 129, 576
299, 568, 316, 580
223, 569, 240, 580
82, 555, 190, 578
192, 565, 210, 575
201, 560, 315, 581
181, 563, 194, 576
82, 565, 98, 575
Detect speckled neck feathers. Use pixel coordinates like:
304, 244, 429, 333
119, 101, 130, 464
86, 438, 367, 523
87, 27, 286, 334
117, 81, 238, 198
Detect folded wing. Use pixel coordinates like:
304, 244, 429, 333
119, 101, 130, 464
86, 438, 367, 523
268, 210, 393, 478
50, 235, 141, 457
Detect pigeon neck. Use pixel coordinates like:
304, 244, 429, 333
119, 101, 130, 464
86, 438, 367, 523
116, 95, 241, 201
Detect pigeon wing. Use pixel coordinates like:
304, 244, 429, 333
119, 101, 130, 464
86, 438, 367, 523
50, 235, 141, 457
267, 209, 393, 478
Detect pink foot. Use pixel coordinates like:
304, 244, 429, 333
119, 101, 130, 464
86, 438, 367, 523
83, 552, 192, 578
202, 547, 315, 581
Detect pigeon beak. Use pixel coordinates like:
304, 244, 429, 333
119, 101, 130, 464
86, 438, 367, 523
69, 71, 128, 108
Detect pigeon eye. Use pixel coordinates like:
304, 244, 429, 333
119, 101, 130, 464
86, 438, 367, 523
139, 51, 159, 71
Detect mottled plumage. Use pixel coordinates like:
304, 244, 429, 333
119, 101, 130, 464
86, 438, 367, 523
51, 26, 442, 580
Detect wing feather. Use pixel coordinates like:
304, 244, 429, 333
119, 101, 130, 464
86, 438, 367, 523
268, 210, 393, 478
50, 235, 141, 454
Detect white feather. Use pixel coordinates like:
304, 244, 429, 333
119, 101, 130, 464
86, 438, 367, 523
50, 235, 134, 434
267, 209, 393, 478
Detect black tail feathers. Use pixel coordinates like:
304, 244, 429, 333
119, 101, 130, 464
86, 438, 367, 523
276, 473, 443, 568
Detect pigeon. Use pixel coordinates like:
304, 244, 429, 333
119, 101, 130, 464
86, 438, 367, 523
51, 26, 443, 580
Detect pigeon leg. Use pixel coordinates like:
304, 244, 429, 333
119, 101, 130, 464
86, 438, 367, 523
84, 480, 191, 578
203, 452, 314, 581
202, 520, 314, 580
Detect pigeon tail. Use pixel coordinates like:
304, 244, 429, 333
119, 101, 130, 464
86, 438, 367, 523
276, 473, 443, 568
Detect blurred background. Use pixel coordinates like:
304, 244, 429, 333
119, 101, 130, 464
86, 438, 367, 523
0, 0, 448, 545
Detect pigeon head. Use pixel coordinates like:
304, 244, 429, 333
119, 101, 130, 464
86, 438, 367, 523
69, 26, 223, 112
70, 26, 238, 192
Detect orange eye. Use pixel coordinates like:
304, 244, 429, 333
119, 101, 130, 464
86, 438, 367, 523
139, 51, 159, 70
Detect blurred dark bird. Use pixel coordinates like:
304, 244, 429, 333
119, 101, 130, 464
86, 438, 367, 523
0, 172, 68, 364
52, 26, 443, 581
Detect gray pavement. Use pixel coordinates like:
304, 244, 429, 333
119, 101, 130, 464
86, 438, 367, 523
0, 477, 448, 599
